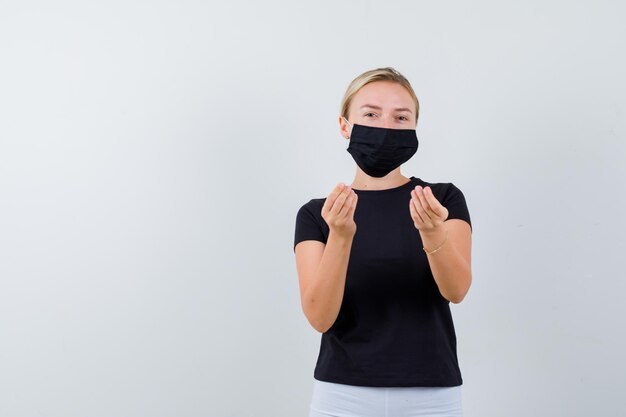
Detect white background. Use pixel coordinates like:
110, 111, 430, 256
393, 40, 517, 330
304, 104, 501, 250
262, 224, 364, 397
1, 1, 625, 416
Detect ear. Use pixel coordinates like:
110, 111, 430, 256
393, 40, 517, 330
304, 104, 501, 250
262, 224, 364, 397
339, 115, 350, 139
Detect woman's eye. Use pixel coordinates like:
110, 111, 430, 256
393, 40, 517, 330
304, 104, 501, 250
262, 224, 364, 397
398, 116, 408, 121
365, 113, 376, 117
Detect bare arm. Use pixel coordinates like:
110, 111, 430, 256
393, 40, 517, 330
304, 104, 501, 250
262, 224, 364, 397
295, 232, 354, 333
294, 183, 358, 333
410, 185, 473, 304
420, 219, 472, 303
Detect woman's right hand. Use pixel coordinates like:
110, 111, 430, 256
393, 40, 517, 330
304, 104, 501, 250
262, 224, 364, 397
321, 183, 358, 239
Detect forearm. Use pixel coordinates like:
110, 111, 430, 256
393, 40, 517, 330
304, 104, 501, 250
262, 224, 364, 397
420, 223, 471, 303
303, 231, 354, 333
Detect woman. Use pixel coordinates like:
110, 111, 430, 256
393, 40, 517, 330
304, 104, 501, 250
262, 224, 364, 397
293, 67, 472, 417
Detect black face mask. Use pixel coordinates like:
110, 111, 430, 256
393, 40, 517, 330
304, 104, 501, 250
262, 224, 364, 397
343, 116, 419, 178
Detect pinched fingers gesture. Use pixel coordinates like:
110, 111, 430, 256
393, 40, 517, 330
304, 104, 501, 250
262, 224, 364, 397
322, 182, 358, 238
409, 185, 448, 232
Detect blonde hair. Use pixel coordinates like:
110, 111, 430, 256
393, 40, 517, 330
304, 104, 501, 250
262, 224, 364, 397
340, 67, 420, 124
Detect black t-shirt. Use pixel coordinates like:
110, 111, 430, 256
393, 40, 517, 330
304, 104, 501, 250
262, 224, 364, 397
293, 176, 472, 387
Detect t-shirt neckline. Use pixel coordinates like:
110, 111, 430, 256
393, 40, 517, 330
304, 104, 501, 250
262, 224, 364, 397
351, 176, 419, 194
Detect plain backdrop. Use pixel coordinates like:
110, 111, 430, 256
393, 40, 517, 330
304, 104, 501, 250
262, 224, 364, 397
1, 1, 625, 416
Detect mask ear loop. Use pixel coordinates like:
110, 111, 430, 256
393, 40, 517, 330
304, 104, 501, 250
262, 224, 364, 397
342, 116, 352, 139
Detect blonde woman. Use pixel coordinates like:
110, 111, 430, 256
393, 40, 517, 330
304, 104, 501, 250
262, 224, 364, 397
293, 67, 472, 417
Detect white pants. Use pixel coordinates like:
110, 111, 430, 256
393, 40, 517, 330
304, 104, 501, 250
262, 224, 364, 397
309, 379, 463, 417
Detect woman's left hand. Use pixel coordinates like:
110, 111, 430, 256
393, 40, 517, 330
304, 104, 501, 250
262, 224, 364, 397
409, 185, 449, 233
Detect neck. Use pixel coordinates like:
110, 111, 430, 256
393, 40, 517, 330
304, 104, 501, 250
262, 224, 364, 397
350, 171, 410, 191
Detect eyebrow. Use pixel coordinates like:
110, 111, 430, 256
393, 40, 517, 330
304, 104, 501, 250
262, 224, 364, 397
360, 104, 413, 113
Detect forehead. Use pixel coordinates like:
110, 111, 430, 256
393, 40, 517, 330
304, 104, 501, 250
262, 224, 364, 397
351, 81, 414, 111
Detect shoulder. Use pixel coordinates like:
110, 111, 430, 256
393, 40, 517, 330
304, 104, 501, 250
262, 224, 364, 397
415, 178, 466, 200
296, 197, 329, 227
297, 197, 326, 214
294, 197, 331, 251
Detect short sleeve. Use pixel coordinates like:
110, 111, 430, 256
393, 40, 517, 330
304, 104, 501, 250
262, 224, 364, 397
442, 183, 472, 233
294, 199, 327, 252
